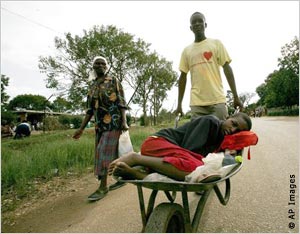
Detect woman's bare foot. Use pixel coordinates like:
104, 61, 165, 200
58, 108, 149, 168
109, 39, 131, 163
113, 162, 149, 180
108, 152, 140, 175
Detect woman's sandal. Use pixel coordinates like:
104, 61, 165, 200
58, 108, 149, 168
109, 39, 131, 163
88, 187, 109, 201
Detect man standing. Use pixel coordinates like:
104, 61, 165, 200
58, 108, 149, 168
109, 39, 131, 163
176, 12, 243, 120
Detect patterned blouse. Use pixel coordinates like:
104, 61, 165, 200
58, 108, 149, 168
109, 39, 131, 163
86, 75, 127, 132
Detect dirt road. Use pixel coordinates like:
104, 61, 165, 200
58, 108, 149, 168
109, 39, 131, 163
2, 117, 299, 233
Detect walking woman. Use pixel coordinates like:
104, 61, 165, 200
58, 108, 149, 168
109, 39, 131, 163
73, 56, 129, 201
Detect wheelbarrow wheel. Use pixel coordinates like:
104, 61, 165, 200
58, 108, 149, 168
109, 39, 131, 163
144, 203, 186, 233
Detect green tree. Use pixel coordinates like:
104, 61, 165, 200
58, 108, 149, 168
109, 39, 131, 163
38, 25, 177, 125
128, 52, 177, 126
148, 55, 177, 125
52, 96, 73, 112
256, 37, 299, 108
1, 75, 17, 125
278, 36, 299, 76
1, 74, 10, 110
8, 94, 49, 111
256, 83, 267, 106
39, 25, 151, 111
264, 69, 298, 108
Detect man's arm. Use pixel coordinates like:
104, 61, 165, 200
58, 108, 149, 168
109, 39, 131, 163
223, 62, 243, 110
176, 71, 187, 116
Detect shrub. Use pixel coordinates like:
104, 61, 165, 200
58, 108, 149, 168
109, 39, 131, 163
44, 116, 64, 131
71, 116, 83, 129
58, 115, 71, 129
267, 108, 299, 116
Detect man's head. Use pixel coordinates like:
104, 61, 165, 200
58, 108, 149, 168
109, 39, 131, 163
221, 112, 252, 136
190, 12, 207, 36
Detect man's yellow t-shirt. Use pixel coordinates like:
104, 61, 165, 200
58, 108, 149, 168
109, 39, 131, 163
179, 38, 231, 106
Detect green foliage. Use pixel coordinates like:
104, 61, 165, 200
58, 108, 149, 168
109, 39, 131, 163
71, 116, 84, 129
267, 108, 299, 116
264, 69, 299, 108
256, 83, 267, 106
256, 37, 299, 108
8, 94, 49, 111
139, 114, 146, 126
58, 115, 71, 127
38, 25, 177, 121
52, 96, 72, 112
44, 116, 63, 131
1, 111, 17, 125
278, 36, 299, 76
39, 25, 151, 111
58, 115, 83, 129
1, 123, 176, 209
1, 74, 10, 108
1, 130, 94, 199
1, 118, 183, 213
132, 53, 177, 125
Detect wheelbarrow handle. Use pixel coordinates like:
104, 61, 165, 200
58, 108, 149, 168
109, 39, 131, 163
174, 113, 181, 128
233, 107, 240, 114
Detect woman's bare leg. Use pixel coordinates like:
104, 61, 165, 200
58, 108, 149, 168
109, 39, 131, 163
108, 152, 189, 181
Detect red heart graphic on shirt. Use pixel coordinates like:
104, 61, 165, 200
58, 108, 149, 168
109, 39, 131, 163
203, 51, 212, 60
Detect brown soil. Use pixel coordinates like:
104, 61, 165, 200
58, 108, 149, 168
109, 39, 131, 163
1, 172, 114, 233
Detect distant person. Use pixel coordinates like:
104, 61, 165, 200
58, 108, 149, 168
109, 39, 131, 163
73, 56, 129, 201
176, 12, 243, 121
1, 121, 14, 138
32, 119, 38, 131
14, 120, 31, 139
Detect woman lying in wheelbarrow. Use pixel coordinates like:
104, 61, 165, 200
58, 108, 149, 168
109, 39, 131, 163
108, 112, 252, 181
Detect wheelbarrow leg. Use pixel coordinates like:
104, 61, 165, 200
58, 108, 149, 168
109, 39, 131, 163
191, 188, 212, 232
213, 178, 231, 205
181, 190, 192, 232
137, 185, 147, 229
137, 185, 159, 232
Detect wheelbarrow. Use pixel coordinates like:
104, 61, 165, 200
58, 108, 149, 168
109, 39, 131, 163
117, 162, 243, 233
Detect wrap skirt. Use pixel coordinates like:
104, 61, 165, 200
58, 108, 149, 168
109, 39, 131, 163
94, 130, 121, 177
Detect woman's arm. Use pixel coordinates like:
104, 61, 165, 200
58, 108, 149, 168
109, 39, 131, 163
73, 113, 93, 139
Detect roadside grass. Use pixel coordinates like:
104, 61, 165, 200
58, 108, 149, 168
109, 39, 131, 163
1, 121, 178, 212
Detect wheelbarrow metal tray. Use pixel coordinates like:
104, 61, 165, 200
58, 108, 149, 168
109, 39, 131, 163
118, 162, 242, 192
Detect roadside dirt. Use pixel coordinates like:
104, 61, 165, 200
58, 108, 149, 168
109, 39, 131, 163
1, 172, 112, 233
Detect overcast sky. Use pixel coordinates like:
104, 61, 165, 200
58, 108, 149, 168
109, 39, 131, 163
1, 1, 299, 114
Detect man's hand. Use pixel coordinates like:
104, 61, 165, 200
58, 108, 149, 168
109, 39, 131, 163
233, 96, 244, 111
175, 106, 184, 117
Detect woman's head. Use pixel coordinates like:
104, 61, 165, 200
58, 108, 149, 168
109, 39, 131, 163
88, 56, 109, 81
221, 112, 252, 136
92, 56, 108, 76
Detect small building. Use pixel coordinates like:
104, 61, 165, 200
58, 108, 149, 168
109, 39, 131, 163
13, 109, 73, 129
